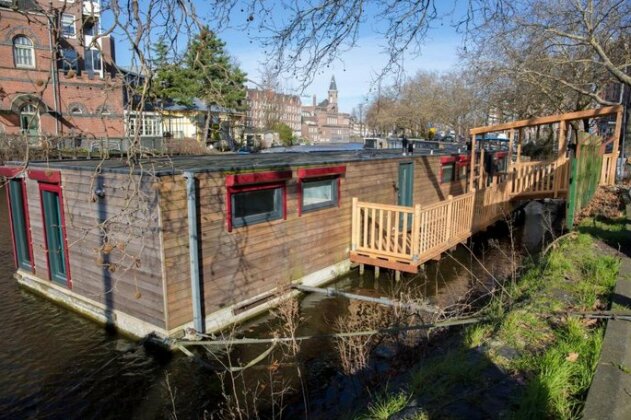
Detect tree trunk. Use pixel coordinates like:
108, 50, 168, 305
203, 106, 212, 145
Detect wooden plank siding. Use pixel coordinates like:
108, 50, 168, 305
23, 169, 167, 329
158, 154, 469, 331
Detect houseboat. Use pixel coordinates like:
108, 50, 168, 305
2, 106, 622, 339
0, 149, 478, 338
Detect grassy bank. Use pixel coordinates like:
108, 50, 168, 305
360, 228, 622, 419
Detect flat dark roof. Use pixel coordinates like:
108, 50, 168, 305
24, 148, 466, 176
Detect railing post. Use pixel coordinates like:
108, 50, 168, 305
351, 197, 358, 251
478, 148, 485, 190
446, 195, 454, 242
411, 204, 421, 261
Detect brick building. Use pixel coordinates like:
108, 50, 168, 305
301, 76, 351, 143
0, 0, 124, 139
246, 88, 302, 137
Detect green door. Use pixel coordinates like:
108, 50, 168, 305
42, 190, 68, 285
398, 162, 414, 207
8, 179, 31, 270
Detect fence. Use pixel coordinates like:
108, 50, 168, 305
566, 133, 604, 229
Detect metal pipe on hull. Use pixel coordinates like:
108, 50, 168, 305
184, 171, 204, 332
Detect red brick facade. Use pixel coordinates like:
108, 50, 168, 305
0, 0, 124, 138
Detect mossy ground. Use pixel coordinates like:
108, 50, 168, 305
357, 221, 623, 419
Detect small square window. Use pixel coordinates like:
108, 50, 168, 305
231, 186, 283, 228
62, 14, 76, 37
441, 163, 455, 183
302, 177, 338, 213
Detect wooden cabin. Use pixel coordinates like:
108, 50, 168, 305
0, 149, 479, 338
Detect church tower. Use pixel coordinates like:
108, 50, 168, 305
327, 75, 338, 113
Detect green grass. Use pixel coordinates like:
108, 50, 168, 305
578, 217, 631, 252
360, 391, 410, 420
356, 226, 623, 419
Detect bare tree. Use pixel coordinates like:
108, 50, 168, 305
465, 0, 630, 114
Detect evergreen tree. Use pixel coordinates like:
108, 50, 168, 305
185, 27, 247, 146
151, 29, 247, 147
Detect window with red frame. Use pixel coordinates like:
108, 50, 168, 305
226, 171, 291, 231
297, 166, 345, 215
0, 168, 34, 272
28, 169, 72, 288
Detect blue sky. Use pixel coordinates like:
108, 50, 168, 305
110, 1, 469, 114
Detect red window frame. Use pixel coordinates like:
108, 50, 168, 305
225, 170, 292, 232
1, 168, 34, 273
29, 170, 72, 288
296, 166, 346, 216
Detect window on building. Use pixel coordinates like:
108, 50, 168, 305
69, 105, 83, 115
19, 104, 39, 136
59, 47, 78, 73
127, 113, 162, 137
441, 162, 455, 183
5, 177, 33, 271
13, 36, 35, 68
61, 14, 76, 37
297, 166, 345, 215
231, 186, 283, 228
302, 178, 338, 213
226, 171, 291, 231
82, 17, 99, 37
84, 48, 102, 74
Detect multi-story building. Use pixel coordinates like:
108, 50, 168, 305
0, 0, 124, 139
246, 88, 301, 138
301, 76, 351, 142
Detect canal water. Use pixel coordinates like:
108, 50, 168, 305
0, 186, 555, 418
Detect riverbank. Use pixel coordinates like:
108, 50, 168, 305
353, 188, 629, 419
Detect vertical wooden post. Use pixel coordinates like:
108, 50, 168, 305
395, 270, 401, 282
446, 195, 453, 241
610, 109, 624, 185
507, 129, 515, 195
517, 128, 523, 163
469, 134, 476, 192
351, 197, 358, 250
375, 266, 380, 279
411, 203, 421, 261
478, 148, 485, 190
554, 121, 567, 198
359, 264, 365, 275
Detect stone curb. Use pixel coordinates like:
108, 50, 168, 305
582, 195, 631, 420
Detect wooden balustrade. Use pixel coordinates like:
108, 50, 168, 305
350, 155, 593, 273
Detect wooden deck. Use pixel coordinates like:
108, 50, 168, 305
351, 106, 623, 273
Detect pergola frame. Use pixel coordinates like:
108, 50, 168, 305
468, 105, 625, 192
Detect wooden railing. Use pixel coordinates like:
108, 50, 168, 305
350, 154, 597, 272
511, 158, 570, 197
600, 152, 617, 186
352, 200, 417, 262
352, 192, 476, 266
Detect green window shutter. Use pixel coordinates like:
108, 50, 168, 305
42, 190, 68, 285
8, 180, 31, 270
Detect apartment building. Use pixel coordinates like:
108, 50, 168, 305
0, 0, 124, 138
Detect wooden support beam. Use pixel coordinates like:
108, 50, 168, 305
395, 270, 401, 282
359, 263, 365, 275
375, 266, 380, 279
470, 105, 623, 135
